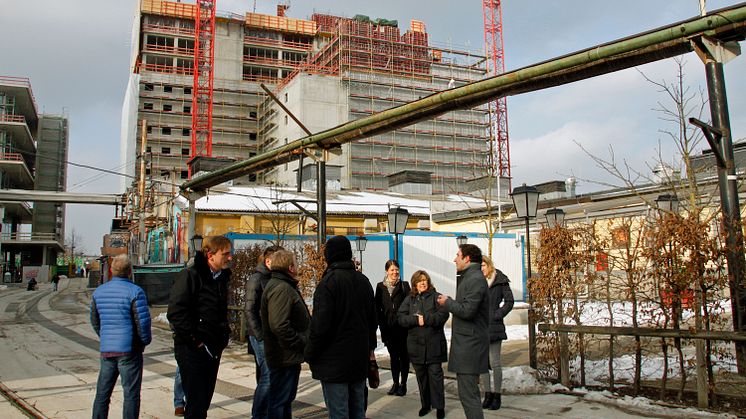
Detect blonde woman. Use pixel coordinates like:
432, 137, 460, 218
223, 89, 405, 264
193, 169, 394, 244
480, 255, 514, 410
398, 270, 448, 419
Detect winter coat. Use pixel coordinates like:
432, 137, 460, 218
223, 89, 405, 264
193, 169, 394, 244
167, 251, 231, 354
444, 262, 489, 374
397, 288, 449, 364
486, 269, 514, 342
375, 279, 410, 346
305, 260, 377, 383
244, 263, 271, 340
91, 276, 152, 354
261, 271, 310, 368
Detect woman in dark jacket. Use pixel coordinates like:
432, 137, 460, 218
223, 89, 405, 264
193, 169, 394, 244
398, 270, 448, 419
374, 259, 411, 396
480, 255, 514, 411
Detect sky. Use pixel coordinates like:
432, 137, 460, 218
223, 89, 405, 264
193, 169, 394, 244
0, 0, 744, 255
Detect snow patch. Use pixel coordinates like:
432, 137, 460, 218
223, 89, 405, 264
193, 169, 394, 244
583, 391, 736, 418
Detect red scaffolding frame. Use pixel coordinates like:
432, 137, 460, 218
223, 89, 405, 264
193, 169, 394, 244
191, 0, 216, 166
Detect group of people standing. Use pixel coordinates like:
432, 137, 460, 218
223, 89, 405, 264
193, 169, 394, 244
88, 235, 513, 419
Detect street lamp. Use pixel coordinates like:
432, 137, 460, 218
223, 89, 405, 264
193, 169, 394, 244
355, 235, 368, 269
545, 208, 566, 228
655, 194, 680, 214
190, 234, 203, 257
456, 235, 468, 246
511, 183, 540, 369
387, 207, 409, 267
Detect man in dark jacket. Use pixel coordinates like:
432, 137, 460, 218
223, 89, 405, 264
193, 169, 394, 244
168, 235, 232, 418
306, 236, 377, 419
91, 254, 151, 419
261, 250, 310, 418
437, 244, 489, 419
245, 245, 282, 419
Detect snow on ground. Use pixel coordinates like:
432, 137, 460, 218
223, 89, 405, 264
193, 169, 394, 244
581, 390, 736, 418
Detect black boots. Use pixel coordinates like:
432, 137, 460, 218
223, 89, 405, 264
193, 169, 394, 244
418, 407, 431, 417
436, 408, 445, 418
489, 393, 501, 410
387, 383, 399, 395
482, 392, 493, 408
395, 383, 407, 396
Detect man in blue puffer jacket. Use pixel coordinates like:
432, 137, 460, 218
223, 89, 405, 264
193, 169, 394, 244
90, 254, 152, 419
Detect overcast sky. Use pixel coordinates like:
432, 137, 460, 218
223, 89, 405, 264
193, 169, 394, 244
1, 0, 744, 254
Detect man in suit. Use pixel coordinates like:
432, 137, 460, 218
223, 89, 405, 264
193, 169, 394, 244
437, 244, 489, 419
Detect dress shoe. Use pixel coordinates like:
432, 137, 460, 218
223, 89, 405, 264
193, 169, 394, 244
395, 383, 407, 396
418, 406, 431, 417
174, 406, 185, 416
489, 393, 501, 410
387, 383, 399, 395
436, 408, 445, 419
482, 392, 493, 408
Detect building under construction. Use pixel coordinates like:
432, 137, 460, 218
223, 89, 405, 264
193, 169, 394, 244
122, 0, 492, 199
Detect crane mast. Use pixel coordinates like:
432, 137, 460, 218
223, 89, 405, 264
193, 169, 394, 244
191, 0, 216, 172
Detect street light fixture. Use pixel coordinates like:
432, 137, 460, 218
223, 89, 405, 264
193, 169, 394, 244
545, 208, 566, 228
655, 194, 680, 214
511, 183, 540, 369
191, 234, 203, 257
355, 235, 368, 269
387, 207, 409, 267
456, 235, 468, 246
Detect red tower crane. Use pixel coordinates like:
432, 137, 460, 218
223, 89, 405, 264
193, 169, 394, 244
482, 0, 511, 181
191, 0, 216, 169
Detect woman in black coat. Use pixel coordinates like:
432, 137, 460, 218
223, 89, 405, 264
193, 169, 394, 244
398, 270, 448, 419
374, 259, 411, 396
479, 255, 514, 411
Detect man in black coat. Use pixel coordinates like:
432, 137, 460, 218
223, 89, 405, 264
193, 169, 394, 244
168, 236, 232, 419
261, 250, 310, 418
437, 244, 489, 419
244, 245, 282, 419
305, 236, 377, 419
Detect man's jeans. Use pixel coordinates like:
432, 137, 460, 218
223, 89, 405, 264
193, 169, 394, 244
250, 336, 269, 418
92, 353, 144, 419
174, 365, 185, 408
321, 379, 365, 419
268, 364, 301, 419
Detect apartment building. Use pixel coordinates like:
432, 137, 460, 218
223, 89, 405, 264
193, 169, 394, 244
0, 77, 67, 280
122, 0, 490, 195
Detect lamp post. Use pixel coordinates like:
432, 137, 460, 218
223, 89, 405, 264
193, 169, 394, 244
511, 183, 540, 369
190, 234, 203, 258
545, 208, 566, 228
655, 194, 680, 214
355, 235, 368, 270
456, 235, 468, 246
387, 207, 409, 267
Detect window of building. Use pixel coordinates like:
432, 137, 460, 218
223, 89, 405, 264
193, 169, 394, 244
145, 55, 172, 68
249, 111, 257, 119
144, 103, 154, 110
183, 87, 192, 95
144, 83, 154, 91
182, 129, 190, 137
146, 146, 152, 153
162, 147, 171, 155
163, 104, 172, 112
146, 35, 174, 47
284, 93, 288, 103
164, 85, 173, 93
162, 127, 171, 135
183, 105, 191, 114
182, 148, 190, 155
146, 168, 151, 175
160, 170, 170, 178
249, 133, 257, 141
146, 126, 152, 134
181, 170, 189, 179
249, 173, 257, 182
176, 58, 194, 71
177, 38, 195, 50
284, 115, 288, 125
249, 152, 257, 157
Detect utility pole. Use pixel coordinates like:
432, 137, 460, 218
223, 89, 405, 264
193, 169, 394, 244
138, 120, 148, 265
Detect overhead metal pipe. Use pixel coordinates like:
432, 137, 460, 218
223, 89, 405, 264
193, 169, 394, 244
182, 3, 746, 193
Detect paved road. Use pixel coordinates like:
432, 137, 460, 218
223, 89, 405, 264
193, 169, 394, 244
0, 278, 686, 418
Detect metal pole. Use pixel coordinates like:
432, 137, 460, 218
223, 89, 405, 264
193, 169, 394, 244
394, 233, 399, 265
317, 159, 327, 249
526, 217, 537, 369
705, 60, 746, 374
187, 197, 196, 259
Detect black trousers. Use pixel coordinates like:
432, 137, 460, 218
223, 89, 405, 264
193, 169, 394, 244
386, 337, 410, 385
413, 363, 444, 410
174, 344, 221, 419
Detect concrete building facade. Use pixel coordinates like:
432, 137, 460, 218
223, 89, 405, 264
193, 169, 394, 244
121, 0, 491, 196
0, 77, 67, 280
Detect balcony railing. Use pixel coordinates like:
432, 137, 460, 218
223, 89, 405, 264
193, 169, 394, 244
0, 114, 26, 124
0, 152, 24, 162
0, 232, 60, 242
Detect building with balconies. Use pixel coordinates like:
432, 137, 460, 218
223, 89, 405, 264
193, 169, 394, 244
0, 77, 67, 281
